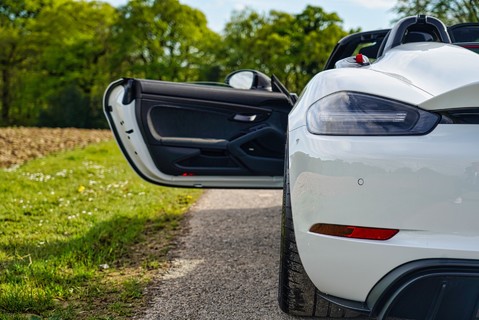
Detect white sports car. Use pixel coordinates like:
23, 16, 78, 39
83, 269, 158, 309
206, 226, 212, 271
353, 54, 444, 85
104, 16, 479, 319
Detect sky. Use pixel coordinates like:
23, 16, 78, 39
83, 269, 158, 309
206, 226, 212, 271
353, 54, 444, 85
103, 0, 397, 33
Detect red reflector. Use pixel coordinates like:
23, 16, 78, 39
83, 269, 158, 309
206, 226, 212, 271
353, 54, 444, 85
309, 223, 398, 240
181, 172, 195, 176
355, 53, 364, 64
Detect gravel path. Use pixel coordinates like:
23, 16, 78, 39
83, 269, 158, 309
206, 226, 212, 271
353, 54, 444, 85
136, 189, 297, 320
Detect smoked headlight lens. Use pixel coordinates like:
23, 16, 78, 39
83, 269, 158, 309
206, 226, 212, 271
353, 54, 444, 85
306, 92, 440, 135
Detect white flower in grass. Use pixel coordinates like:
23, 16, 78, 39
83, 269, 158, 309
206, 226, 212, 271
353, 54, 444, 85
4, 165, 19, 172
55, 169, 68, 177
99, 264, 109, 270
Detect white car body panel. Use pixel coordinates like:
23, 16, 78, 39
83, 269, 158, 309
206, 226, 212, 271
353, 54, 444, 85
289, 125, 479, 301
371, 43, 479, 96
419, 81, 479, 111
287, 42, 479, 303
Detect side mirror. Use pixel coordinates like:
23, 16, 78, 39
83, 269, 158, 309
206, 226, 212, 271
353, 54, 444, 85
225, 70, 272, 91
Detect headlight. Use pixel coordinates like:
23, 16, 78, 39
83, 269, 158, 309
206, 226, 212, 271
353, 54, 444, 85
306, 92, 440, 135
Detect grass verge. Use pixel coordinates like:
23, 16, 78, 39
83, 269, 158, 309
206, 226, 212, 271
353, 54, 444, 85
0, 140, 202, 319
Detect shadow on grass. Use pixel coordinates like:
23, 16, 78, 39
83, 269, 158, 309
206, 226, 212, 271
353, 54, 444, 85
0, 211, 181, 314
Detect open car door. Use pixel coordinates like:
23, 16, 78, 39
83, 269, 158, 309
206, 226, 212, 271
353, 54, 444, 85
104, 73, 293, 188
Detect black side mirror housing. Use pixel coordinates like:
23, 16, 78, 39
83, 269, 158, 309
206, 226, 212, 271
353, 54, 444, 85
225, 70, 272, 91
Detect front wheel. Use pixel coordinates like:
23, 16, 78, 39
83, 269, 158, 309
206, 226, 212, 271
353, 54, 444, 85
277, 157, 364, 318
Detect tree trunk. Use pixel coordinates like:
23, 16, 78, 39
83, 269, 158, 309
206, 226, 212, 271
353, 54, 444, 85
1, 68, 10, 124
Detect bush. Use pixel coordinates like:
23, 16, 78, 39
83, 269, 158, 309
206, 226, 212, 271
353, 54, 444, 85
37, 83, 107, 128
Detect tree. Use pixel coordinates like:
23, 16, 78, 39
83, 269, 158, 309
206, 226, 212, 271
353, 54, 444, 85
0, 0, 119, 127
32, 0, 119, 127
110, 0, 220, 82
221, 6, 348, 93
290, 6, 350, 90
0, 0, 47, 124
0, 1, 351, 127
393, 0, 479, 24
38, 84, 90, 127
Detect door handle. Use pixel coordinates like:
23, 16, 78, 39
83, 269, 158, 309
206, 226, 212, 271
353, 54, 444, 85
233, 114, 257, 122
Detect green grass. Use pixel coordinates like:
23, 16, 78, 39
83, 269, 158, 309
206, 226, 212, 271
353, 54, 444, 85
0, 140, 202, 319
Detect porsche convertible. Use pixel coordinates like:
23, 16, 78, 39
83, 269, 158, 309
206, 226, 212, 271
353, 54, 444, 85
104, 16, 479, 319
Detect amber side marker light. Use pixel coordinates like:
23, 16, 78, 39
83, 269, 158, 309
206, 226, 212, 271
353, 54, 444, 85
309, 223, 399, 241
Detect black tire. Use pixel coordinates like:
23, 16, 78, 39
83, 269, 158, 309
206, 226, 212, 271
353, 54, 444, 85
278, 154, 365, 318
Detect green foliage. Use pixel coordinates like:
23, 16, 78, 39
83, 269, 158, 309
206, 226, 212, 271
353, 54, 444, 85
110, 0, 220, 81
393, 0, 479, 25
0, 0, 47, 124
1, 0, 352, 126
221, 6, 349, 93
0, 140, 202, 318
0, 0, 118, 127
33, 0, 119, 128
38, 83, 91, 127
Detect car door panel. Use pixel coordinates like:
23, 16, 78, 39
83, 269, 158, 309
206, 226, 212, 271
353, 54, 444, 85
104, 78, 291, 188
